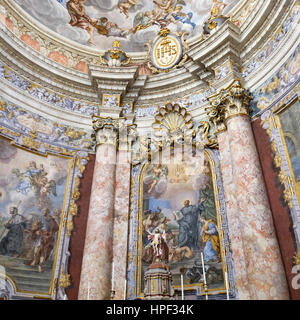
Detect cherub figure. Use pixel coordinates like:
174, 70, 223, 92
147, 164, 168, 193
153, 0, 174, 13
118, 0, 141, 19
211, 0, 227, 17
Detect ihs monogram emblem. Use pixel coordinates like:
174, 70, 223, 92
146, 28, 189, 74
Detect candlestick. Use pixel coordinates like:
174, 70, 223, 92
124, 279, 127, 300
201, 252, 208, 300
181, 274, 184, 301
225, 271, 230, 300
201, 252, 206, 285
111, 262, 115, 291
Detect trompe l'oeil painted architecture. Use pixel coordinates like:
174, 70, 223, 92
0, 0, 299, 301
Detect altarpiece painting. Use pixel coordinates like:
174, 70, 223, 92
0, 137, 72, 295
128, 146, 232, 298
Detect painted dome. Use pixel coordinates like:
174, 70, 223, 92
13, 0, 241, 53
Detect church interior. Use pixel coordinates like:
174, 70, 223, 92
0, 0, 299, 300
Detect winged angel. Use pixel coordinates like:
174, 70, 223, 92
133, 0, 196, 33
12, 161, 57, 209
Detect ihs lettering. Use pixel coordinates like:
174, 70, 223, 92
156, 42, 177, 59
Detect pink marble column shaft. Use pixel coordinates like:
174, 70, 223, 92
226, 115, 289, 300
78, 143, 116, 300
112, 150, 132, 300
217, 130, 251, 299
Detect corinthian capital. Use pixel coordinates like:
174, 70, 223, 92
207, 80, 252, 134
92, 116, 120, 147
92, 116, 137, 150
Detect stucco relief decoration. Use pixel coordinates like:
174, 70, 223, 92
207, 80, 252, 133
92, 116, 137, 149
146, 27, 188, 74
251, 42, 300, 116
0, 61, 99, 116
100, 40, 131, 67
0, 98, 93, 152
132, 103, 218, 165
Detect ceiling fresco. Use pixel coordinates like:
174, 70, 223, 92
13, 0, 240, 52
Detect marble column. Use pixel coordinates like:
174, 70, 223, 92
208, 80, 289, 300
78, 119, 118, 300
217, 130, 251, 299
111, 122, 136, 300
226, 114, 289, 299
111, 149, 132, 300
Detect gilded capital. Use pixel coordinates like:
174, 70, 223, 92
207, 80, 253, 134
92, 116, 137, 151
92, 117, 119, 147
118, 123, 138, 152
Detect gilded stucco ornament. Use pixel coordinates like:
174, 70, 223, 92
100, 41, 131, 67
207, 80, 253, 134
132, 103, 218, 165
260, 114, 296, 210
294, 252, 300, 266
206, 100, 227, 134
203, 14, 229, 35
145, 28, 189, 74
21, 130, 41, 151
197, 121, 218, 150
152, 103, 195, 148
59, 272, 72, 289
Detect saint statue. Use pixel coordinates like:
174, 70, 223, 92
143, 228, 169, 264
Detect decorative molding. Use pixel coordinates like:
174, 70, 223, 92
0, 96, 93, 152
0, 60, 99, 116
242, 2, 300, 78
